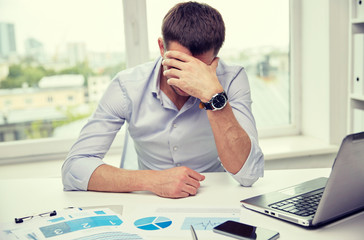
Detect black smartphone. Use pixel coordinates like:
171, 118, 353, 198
213, 220, 279, 240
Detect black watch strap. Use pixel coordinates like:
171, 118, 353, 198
203, 101, 214, 110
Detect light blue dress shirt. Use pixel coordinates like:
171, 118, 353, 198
62, 57, 264, 191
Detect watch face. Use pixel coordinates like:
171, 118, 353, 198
212, 93, 227, 109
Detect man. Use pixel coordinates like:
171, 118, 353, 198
62, 1, 264, 199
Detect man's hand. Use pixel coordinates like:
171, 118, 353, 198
162, 51, 223, 103
148, 166, 205, 198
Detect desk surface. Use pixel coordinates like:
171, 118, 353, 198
1, 168, 363, 240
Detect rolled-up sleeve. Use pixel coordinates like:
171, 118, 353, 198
62, 157, 104, 191
62, 78, 130, 191
229, 136, 264, 186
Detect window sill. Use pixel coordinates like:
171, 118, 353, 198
260, 135, 339, 161
0, 135, 339, 179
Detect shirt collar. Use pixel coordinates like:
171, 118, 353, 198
151, 56, 163, 99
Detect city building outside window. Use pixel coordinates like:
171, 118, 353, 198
0, 0, 126, 142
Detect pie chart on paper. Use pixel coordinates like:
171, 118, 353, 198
134, 216, 172, 231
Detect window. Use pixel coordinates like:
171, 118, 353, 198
0, 0, 126, 143
24, 98, 32, 105
5, 99, 12, 107
0, 0, 298, 163
147, 0, 291, 134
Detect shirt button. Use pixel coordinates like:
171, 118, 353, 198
173, 123, 177, 128
173, 146, 178, 151
176, 163, 181, 167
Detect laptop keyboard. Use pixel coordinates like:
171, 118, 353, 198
269, 189, 324, 217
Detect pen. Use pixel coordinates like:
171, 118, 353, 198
190, 225, 198, 240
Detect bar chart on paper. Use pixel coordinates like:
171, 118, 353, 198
1, 208, 147, 240
40, 215, 123, 237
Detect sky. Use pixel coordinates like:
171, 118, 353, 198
0, 0, 289, 56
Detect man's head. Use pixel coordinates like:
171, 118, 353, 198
161, 1, 225, 56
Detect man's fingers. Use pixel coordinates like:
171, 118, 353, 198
165, 50, 190, 62
184, 170, 205, 195
177, 191, 190, 198
182, 184, 198, 196
181, 179, 201, 196
184, 176, 201, 189
162, 58, 184, 70
163, 68, 180, 79
178, 168, 205, 196
166, 78, 179, 88
188, 169, 205, 182
154, 167, 205, 198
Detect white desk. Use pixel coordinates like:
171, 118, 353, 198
0, 169, 363, 239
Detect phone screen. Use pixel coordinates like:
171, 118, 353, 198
214, 220, 256, 238
213, 220, 280, 240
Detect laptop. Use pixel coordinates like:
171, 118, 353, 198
240, 132, 364, 228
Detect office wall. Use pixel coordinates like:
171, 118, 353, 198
301, 0, 330, 141
300, 0, 348, 145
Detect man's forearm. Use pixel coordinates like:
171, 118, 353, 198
87, 164, 152, 192
87, 164, 206, 198
207, 102, 251, 174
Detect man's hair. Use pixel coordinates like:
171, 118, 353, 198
162, 1, 225, 56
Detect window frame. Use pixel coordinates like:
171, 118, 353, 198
0, 0, 301, 164
259, 0, 301, 138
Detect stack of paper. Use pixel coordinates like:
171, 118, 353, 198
1, 205, 245, 239
0, 207, 143, 240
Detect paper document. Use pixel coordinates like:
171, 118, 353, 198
120, 205, 245, 239
0, 207, 143, 240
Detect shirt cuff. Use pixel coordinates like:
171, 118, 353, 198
228, 136, 264, 186
62, 157, 105, 191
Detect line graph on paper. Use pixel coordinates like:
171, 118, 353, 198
181, 217, 239, 231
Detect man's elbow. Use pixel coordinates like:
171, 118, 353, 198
62, 173, 88, 191
61, 161, 88, 191
238, 176, 260, 187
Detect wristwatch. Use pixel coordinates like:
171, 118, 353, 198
200, 91, 228, 111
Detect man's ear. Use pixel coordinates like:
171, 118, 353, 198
158, 37, 165, 58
